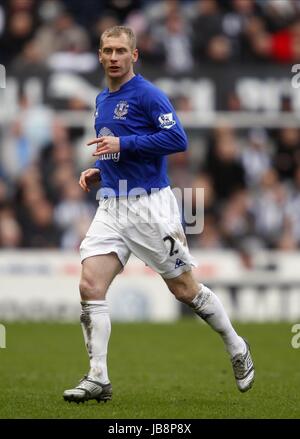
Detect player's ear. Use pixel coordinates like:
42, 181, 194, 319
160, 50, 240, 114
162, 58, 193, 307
98, 49, 102, 63
132, 48, 138, 63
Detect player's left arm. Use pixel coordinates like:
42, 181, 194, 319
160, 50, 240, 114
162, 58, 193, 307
119, 89, 188, 158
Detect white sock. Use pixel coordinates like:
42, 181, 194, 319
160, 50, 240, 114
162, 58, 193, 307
80, 300, 111, 384
190, 284, 246, 358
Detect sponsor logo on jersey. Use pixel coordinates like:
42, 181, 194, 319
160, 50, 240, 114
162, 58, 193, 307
99, 127, 114, 137
113, 100, 129, 120
158, 113, 176, 129
98, 152, 120, 162
97, 127, 120, 162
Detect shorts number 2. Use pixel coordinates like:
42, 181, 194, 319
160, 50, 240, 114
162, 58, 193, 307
163, 235, 179, 257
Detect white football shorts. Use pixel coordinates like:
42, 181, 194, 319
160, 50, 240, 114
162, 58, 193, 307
80, 186, 197, 279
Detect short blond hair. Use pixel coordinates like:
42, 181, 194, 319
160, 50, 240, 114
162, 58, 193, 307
100, 26, 136, 50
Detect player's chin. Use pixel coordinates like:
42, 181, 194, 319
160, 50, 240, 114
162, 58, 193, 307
107, 69, 123, 77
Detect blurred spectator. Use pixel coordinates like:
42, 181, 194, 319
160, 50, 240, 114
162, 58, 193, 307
154, 10, 194, 73
22, 199, 62, 248
0, 9, 37, 66
226, 91, 242, 111
259, 0, 300, 31
38, 0, 65, 23
192, 0, 263, 62
192, 0, 225, 61
168, 150, 191, 190
56, 0, 103, 27
54, 179, 95, 249
0, 179, 9, 203
250, 17, 300, 63
205, 125, 246, 200
285, 165, 300, 245
277, 222, 298, 250
241, 128, 272, 187
39, 133, 78, 204
35, 10, 90, 57
192, 173, 217, 216
91, 13, 120, 51
187, 173, 221, 249
144, 0, 185, 26
0, 204, 23, 248
102, 0, 142, 23
135, 29, 165, 66
6, 0, 36, 13
206, 35, 232, 63
222, 0, 262, 60
197, 214, 224, 249
12, 164, 63, 248
2, 94, 54, 179
10, 40, 45, 72
125, 8, 148, 36
251, 169, 289, 247
273, 128, 300, 182
220, 189, 255, 248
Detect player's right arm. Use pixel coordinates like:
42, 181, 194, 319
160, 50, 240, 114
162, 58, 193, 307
79, 168, 101, 192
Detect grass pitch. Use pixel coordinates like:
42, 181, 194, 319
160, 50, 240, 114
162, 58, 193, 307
0, 320, 299, 419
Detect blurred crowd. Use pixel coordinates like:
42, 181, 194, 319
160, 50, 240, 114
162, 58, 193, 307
2, 117, 300, 254
180, 125, 300, 255
1, 0, 300, 72
1, 0, 300, 254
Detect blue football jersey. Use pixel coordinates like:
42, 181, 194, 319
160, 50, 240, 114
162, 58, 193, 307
93, 74, 188, 197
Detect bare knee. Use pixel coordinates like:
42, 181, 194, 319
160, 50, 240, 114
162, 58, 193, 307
165, 271, 199, 304
79, 254, 121, 301
79, 276, 107, 301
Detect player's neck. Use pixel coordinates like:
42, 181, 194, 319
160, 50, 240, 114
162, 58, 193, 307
107, 71, 136, 92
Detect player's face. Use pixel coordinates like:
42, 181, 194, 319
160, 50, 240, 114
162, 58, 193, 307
99, 34, 138, 80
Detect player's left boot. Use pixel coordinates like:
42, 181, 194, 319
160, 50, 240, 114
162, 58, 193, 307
63, 375, 112, 403
231, 338, 255, 393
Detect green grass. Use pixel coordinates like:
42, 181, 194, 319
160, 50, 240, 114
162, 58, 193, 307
0, 320, 299, 419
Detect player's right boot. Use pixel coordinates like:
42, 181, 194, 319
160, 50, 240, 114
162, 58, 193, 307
231, 338, 255, 393
63, 375, 112, 404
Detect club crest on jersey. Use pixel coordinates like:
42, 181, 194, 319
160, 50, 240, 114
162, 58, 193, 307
158, 113, 176, 129
114, 100, 129, 120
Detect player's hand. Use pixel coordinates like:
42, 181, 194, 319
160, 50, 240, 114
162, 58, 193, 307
79, 168, 100, 192
87, 136, 120, 156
